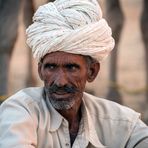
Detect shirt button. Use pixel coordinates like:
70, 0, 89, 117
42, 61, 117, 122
65, 143, 70, 146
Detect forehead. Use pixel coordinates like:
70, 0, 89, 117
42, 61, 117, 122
42, 51, 87, 65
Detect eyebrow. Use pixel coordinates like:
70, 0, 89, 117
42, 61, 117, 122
43, 62, 80, 68
65, 63, 80, 68
43, 63, 57, 68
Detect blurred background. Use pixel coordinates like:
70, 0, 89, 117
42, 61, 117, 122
0, 0, 148, 124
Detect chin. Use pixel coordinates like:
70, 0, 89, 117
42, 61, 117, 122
49, 98, 76, 110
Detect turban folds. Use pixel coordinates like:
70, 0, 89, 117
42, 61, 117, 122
26, 0, 115, 62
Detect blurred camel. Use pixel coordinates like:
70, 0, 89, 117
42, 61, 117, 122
105, 0, 148, 104
0, 0, 35, 103
0, 0, 55, 103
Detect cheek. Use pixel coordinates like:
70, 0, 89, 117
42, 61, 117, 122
71, 73, 87, 90
41, 70, 54, 86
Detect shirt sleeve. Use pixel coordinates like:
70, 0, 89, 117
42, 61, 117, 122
0, 98, 37, 148
126, 119, 148, 148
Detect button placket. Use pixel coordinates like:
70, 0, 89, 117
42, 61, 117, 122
63, 119, 71, 148
65, 142, 70, 147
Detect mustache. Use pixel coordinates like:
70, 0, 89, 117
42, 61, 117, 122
46, 84, 79, 94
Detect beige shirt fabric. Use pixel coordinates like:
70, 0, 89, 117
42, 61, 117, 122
0, 87, 148, 148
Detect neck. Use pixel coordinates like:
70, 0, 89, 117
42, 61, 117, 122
57, 100, 82, 146
57, 101, 82, 128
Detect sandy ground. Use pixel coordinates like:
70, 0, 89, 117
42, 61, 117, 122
8, 0, 148, 123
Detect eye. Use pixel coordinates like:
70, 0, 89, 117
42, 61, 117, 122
44, 64, 57, 70
66, 64, 80, 71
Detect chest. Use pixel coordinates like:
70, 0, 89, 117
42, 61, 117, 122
36, 125, 96, 148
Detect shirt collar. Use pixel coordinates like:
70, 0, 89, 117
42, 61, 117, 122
45, 91, 106, 147
45, 94, 64, 132
82, 93, 106, 147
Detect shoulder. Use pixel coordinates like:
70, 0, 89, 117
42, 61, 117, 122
1, 87, 44, 106
0, 87, 48, 128
0, 87, 45, 147
83, 92, 140, 123
0, 87, 46, 119
83, 92, 144, 146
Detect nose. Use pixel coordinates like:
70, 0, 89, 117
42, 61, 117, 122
54, 69, 68, 87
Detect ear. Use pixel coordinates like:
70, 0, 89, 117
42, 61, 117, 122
38, 62, 44, 80
87, 62, 100, 82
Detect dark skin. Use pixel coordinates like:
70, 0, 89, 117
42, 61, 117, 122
38, 51, 100, 146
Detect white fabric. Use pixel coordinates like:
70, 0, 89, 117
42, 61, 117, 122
0, 87, 148, 147
26, 0, 115, 62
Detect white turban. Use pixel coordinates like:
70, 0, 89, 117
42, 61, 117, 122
26, 0, 115, 62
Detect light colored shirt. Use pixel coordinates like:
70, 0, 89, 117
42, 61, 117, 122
0, 87, 148, 148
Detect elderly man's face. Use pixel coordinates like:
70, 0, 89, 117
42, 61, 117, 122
38, 51, 99, 110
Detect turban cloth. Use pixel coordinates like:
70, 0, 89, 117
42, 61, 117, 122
26, 0, 115, 62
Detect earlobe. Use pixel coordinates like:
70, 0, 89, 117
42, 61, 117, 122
87, 62, 100, 82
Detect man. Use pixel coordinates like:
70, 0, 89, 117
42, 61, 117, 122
0, 0, 148, 147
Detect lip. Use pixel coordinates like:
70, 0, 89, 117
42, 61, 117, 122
54, 91, 68, 95
51, 92, 73, 100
